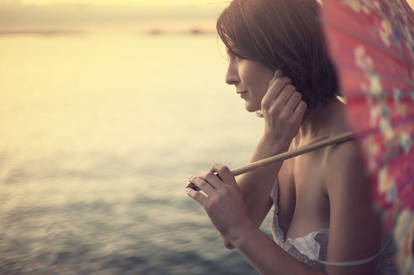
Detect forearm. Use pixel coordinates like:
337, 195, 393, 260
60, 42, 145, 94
236, 136, 290, 227
234, 228, 325, 275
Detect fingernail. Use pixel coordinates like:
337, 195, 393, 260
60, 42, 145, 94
186, 182, 200, 191
275, 69, 283, 78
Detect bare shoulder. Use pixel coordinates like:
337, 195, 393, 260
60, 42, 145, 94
322, 139, 375, 217
325, 139, 364, 167
322, 139, 368, 192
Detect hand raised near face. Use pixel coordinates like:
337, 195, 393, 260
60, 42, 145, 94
260, 70, 307, 148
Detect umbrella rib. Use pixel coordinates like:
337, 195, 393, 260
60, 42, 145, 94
231, 131, 354, 176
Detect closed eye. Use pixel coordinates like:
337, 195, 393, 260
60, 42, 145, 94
226, 47, 246, 63
226, 48, 235, 61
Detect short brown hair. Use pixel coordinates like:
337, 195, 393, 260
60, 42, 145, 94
216, 0, 339, 110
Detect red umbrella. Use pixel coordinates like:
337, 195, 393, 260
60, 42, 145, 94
322, 0, 414, 273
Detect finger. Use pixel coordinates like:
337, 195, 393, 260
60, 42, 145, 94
262, 76, 292, 109
274, 69, 283, 78
264, 76, 292, 102
267, 69, 284, 90
186, 182, 200, 191
200, 171, 223, 189
291, 101, 308, 123
190, 176, 216, 196
275, 84, 296, 106
267, 69, 283, 89
185, 188, 208, 206
221, 235, 235, 250
210, 164, 237, 186
212, 171, 223, 181
282, 91, 302, 115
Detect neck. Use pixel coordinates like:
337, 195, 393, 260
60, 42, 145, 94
295, 97, 347, 146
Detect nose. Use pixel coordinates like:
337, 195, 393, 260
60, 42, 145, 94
225, 63, 239, 85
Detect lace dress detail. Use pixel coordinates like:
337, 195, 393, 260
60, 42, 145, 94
270, 179, 397, 274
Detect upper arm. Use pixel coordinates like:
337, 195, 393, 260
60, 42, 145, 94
324, 141, 381, 275
259, 196, 274, 227
241, 175, 273, 228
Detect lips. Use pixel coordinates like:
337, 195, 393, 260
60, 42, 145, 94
237, 90, 248, 99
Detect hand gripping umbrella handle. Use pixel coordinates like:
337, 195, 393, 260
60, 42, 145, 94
231, 131, 354, 176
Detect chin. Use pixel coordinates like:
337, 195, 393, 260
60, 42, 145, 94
244, 101, 261, 113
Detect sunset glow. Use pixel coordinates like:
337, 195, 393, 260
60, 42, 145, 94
18, 0, 218, 5
0, 0, 227, 32
1, 0, 413, 32
14, 0, 414, 7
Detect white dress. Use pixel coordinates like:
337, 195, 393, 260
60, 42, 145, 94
270, 179, 397, 274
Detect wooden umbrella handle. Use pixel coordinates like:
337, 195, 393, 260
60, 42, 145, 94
231, 131, 354, 176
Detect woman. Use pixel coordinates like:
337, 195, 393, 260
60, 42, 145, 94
186, 0, 395, 274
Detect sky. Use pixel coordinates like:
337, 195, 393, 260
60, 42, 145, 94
1, 0, 413, 32
0, 0, 229, 32
15, 0, 218, 6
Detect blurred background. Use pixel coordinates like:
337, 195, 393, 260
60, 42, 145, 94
1, 0, 414, 274
0, 0, 267, 274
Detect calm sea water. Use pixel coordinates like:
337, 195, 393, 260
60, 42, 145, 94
0, 33, 273, 274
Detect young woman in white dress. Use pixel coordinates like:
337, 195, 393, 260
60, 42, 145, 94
186, 0, 395, 274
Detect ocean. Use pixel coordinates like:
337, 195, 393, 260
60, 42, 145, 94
0, 32, 273, 274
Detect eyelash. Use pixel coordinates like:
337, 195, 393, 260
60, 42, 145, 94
229, 54, 242, 62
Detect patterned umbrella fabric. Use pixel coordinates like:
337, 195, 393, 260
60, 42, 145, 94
322, 0, 414, 273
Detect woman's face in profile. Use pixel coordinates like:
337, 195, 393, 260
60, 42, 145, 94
225, 51, 274, 112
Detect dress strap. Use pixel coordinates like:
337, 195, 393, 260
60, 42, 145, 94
317, 239, 392, 267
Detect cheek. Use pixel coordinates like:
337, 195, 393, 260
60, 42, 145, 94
253, 74, 273, 99
240, 61, 274, 97
242, 73, 266, 92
